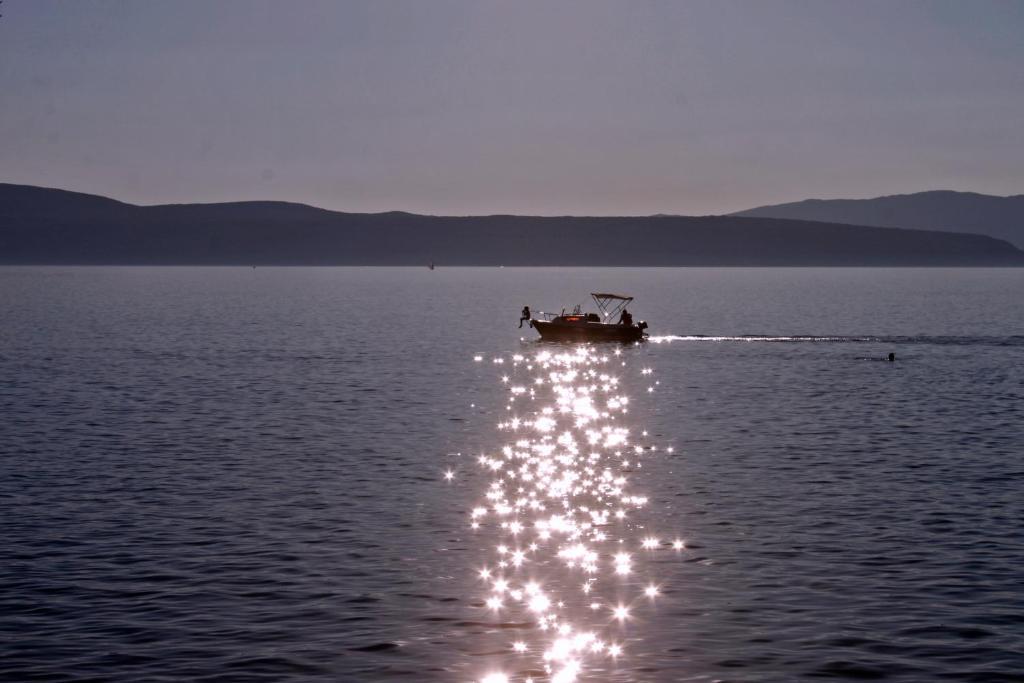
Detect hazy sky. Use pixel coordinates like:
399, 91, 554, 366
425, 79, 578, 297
1, 1, 1022, 215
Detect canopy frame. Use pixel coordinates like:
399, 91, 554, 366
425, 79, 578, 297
590, 292, 633, 320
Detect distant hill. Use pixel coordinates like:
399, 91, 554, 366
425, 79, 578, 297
1, 183, 1022, 266
733, 190, 1024, 248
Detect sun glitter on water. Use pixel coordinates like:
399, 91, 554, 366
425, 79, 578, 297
462, 346, 681, 682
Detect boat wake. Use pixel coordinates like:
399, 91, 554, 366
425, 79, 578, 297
650, 334, 1024, 347
463, 347, 678, 683
650, 334, 873, 343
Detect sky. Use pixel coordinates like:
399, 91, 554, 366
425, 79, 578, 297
1, 0, 1022, 215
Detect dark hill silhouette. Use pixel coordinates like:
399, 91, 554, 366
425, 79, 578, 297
1, 183, 1022, 266
733, 190, 1024, 248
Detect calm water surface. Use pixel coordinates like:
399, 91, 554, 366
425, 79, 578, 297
1, 267, 1023, 682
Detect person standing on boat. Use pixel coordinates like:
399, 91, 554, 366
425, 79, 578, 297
618, 309, 633, 326
519, 305, 531, 328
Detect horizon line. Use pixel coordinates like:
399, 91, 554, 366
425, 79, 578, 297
3, 181, 1022, 220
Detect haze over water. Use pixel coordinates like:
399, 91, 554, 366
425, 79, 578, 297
2, 266, 1023, 682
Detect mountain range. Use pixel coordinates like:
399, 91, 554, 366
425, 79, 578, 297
734, 190, 1024, 248
1, 183, 1022, 266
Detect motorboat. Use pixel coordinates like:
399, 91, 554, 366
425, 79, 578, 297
529, 293, 648, 342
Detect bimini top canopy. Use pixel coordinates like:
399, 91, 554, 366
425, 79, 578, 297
591, 292, 634, 319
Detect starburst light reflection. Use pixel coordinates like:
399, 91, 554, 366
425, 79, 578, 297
467, 346, 678, 682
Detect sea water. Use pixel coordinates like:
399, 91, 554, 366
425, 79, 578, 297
1, 266, 1022, 682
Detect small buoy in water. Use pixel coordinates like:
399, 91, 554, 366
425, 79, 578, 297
887, 352, 895, 362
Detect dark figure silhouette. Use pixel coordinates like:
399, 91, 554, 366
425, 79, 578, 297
519, 306, 531, 328
888, 352, 895, 362
618, 309, 633, 326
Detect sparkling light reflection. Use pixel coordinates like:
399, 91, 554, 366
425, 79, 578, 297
467, 346, 678, 682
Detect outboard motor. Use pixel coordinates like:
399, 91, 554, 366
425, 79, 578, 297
638, 321, 648, 330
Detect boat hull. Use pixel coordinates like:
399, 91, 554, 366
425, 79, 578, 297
532, 319, 646, 343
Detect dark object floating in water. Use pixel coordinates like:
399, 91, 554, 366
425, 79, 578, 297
349, 642, 401, 652
888, 352, 896, 362
529, 292, 649, 342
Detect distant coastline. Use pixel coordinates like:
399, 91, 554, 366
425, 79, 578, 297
733, 190, 1024, 249
2, 183, 1022, 267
